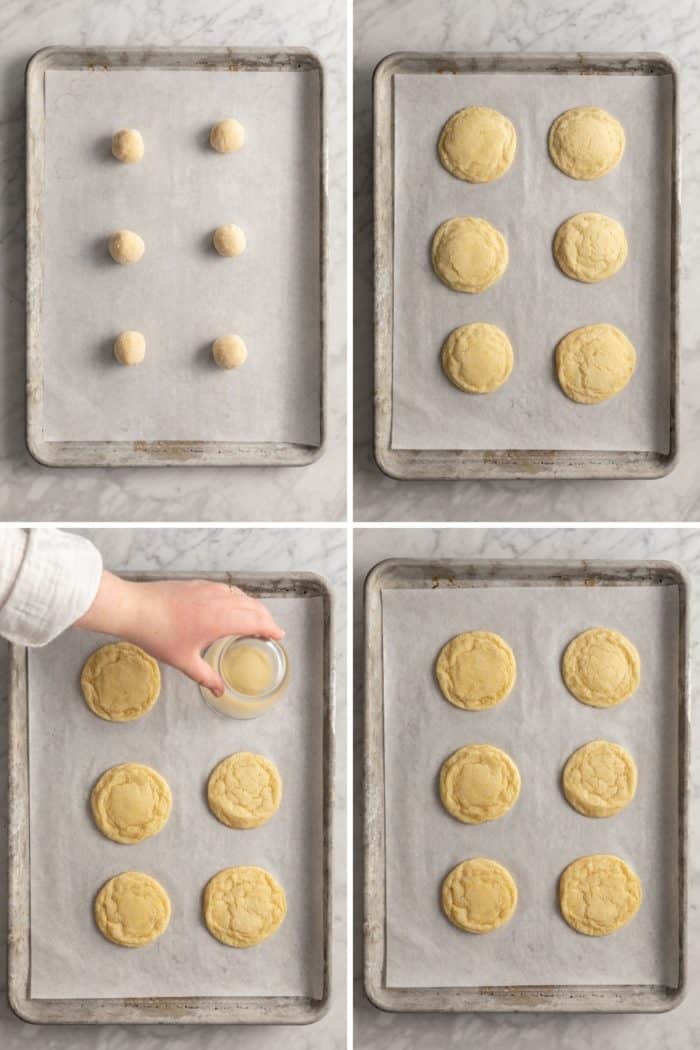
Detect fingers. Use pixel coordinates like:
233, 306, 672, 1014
188, 655, 225, 698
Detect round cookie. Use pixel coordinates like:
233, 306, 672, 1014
94, 871, 171, 947
91, 763, 172, 844
548, 106, 625, 180
210, 118, 246, 153
435, 630, 516, 711
213, 224, 246, 257
431, 217, 508, 294
80, 642, 161, 722
559, 854, 642, 936
553, 212, 627, 283
439, 744, 520, 824
108, 230, 145, 265
442, 858, 517, 934
441, 322, 513, 394
562, 627, 640, 708
207, 752, 282, 829
556, 324, 636, 404
111, 128, 144, 164
562, 740, 637, 818
212, 335, 247, 369
438, 106, 516, 183
203, 865, 286, 947
114, 330, 146, 366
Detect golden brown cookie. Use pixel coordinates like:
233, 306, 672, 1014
207, 752, 282, 829
203, 866, 287, 947
440, 744, 520, 824
432, 217, 508, 293
548, 106, 625, 180
559, 854, 642, 936
80, 642, 161, 722
91, 763, 172, 844
442, 858, 517, 934
562, 740, 637, 818
435, 630, 516, 710
438, 106, 516, 183
94, 871, 171, 947
562, 627, 640, 708
555, 324, 636, 404
441, 323, 514, 394
553, 212, 627, 283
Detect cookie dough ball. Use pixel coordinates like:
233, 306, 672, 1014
108, 229, 145, 265
562, 740, 637, 818
562, 627, 640, 708
432, 217, 508, 293
559, 854, 642, 936
213, 224, 246, 257
548, 106, 625, 180
435, 630, 516, 711
80, 641, 161, 722
556, 324, 636, 404
95, 871, 171, 947
210, 118, 246, 153
208, 752, 282, 829
203, 866, 286, 947
442, 858, 517, 934
111, 128, 144, 164
440, 744, 520, 824
212, 335, 247, 370
441, 322, 513, 394
553, 212, 627, 283
91, 763, 172, 844
113, 330, 146, 366
438, 106, 516, 183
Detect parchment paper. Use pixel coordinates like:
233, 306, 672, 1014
391, 72, 673, 452
382, 582, 680, 988
41, 68, 321, 445
28, 595, 325, 999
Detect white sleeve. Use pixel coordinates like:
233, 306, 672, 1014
0, 528, 103, 646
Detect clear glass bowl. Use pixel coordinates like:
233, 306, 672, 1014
199, 635, 289, 719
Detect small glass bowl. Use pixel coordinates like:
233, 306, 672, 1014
199, 635, 289, 719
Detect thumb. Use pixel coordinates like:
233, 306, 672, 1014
188, 655, 225, 698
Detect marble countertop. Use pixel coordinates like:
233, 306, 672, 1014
0, 0, 346, 522
0, 526, 346, 1049
354, 0, 700, 522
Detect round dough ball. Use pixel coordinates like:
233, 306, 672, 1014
441, 322, 513, 394
108, 229, 145, 265
548, 106, 625, 180
562, 740, 637, 818
91, 763, 172, 844
440, 744, 520, 824
94, 871, 171, 947
442, 858, 517, 934
208, 752, 282, 829
553, 212, 627, 283
203, 866, 286, 947
556, 324, 636, 404
210, 118, 246, 153
212, 335, 247, 369
111, 128, 144, 164
559, 854, 642, 936
213, 224, 246, 257
113, 330, 146, 366
562, 627, 640, 708
438, 106, 516, 183
432, 217, 508, 294
435, 630, 516, 711
80, 642, 161, 722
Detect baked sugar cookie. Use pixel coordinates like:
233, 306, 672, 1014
207, 752, 282, 829
562, 740, 637, 818
438, 106, 516, 183
91, 763, 172, 844
556, 324, 636, 404
432, 217, 508, 293
442, 858, 517, 934
548, 106, 625, 180
80, 642, 161, 722
203, 865, 286, 947
553, 212, 627, 283
435, 630, 516, 710
440, 744, 520, 824
559, 854, 642, 936
94, 871, 171, 947
562, 627, 640, 708
441, 323, 513, 394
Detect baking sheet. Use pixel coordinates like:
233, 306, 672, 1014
40, 68, 321, 445
27, 595, 325, 999
391, 71, 673, 452
382, 583, 680, 988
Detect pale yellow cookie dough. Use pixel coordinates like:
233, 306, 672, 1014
438, 106, 516, 183
548, 106, 625, 180
559, 854, 642, 936
91, 763, 172, 844
440, 744, 520, 824
212, 335, 247, 369
94, 871, 171, 947
556, 324, 636, 404
562, 740, 637, 818
442, 858, 517, 934
111, 128, 144, 164
432, 217, 508, 293
435, 630, 516, 710
553, 212, 627, 283
222, 644, 273, 694
108, 229, 145, 265
210, 118, 246, 153
203, 865, 286, 947
113, 330, 146, 366
80, 642, 161, 722
207, 752, 282, 829
441, 322, 514, 394
213, 224, 246, 257
562, 627, 640, 708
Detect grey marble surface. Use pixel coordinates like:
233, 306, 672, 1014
0, 526, 346, 1049
354, 0, 700, 522
0, 0, 346, 522
354, 526, 698, 1048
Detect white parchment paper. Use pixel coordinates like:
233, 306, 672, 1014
391, 72, 673, 452
28, 595, 325, 999
382, 582, 680, 988
41, 68, 321, 445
